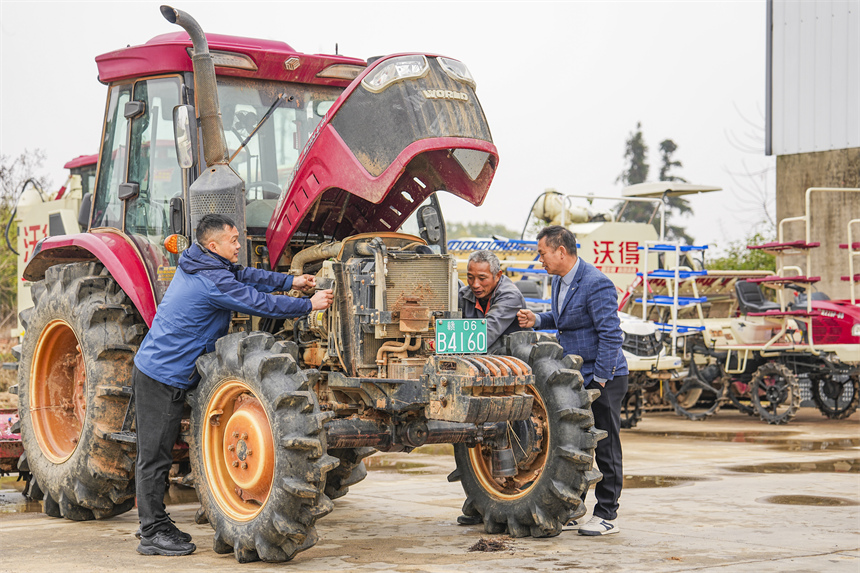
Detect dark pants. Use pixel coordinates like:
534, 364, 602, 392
584, 374, 628, 520
133, 366, 186, 537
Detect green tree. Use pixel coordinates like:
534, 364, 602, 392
616, 122, 649, 186
708, 231, 776, 272
615, 126, 693, 244
447, 221, 520, 240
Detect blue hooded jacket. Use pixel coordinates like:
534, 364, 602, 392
134, 243, 313, 389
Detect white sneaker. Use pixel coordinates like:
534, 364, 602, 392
562, 518, 584, 531
578, 516, 619, 536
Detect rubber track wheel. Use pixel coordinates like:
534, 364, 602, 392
191, 332, 339, 563
17, 262, 144, 521
452, 330, 602, 539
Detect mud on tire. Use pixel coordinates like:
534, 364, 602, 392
191, 332, 340, 563
17, 262, 144, 520
450, 331, 604, 538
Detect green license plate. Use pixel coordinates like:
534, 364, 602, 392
435, 319, 487, 354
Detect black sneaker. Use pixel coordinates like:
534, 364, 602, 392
135, 525, 192, 542
137, 530, 196, 556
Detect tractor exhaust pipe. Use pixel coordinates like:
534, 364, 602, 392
160, 6, 247, 263
160, 5, 229, 167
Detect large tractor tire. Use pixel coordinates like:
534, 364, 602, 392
17, 262, 144, 520
192, 332, 339, 563
450, 331, 604, 538
750, 362, 801, 425
810, 372, 859, 420
324, 447, 376, 500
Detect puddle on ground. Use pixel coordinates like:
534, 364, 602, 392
757, 494, 859, 507
727, 458, 859, 474
0, 491, 42, 514
363, 457, 432, 474
411, 444, 454, 456
623, 475, 712, 488
635, 430, 860, 451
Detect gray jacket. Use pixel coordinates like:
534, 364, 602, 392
458, 275, 532, 351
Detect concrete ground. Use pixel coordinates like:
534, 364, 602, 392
1, 408, 858, 572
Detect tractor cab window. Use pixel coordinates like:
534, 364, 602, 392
216, 78, 341, 235
125, 76, 183, 300
92, 84, 132, 229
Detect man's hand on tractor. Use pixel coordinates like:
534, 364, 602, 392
310, 289, 334, 310
292, 274, 316, 290
517, 308, 536, 328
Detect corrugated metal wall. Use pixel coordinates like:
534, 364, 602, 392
768, 0, 860, 156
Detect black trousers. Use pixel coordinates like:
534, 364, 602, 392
133, 366, 186, 537
584, 374, 628, 520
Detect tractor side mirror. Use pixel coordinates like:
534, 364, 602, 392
417, 205, 441, 244
78, 192, 92, 231
173, 105, 198, 169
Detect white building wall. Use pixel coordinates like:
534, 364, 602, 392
770, 0, 860, 155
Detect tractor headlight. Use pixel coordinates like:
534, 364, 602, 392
438, 57, 476, 88
361, 55, 428, 92
853, 324, 860, 338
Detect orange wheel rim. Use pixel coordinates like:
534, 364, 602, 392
30, 319, 85, 463
468, 386, 548, 500
203, 380, 274, 521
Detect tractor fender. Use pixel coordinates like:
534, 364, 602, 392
23, 228, 158, 327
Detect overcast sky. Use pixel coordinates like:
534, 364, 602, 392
0, 0, 773, 254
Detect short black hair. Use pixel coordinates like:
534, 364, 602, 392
537, 225, 577, 256
196, 214, 237, 245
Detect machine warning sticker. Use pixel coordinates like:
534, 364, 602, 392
157, 266, 177, 282
435, 319, 487, 354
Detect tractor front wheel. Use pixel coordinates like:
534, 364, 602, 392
191, 332, 339, 563
450, 331, 603, 538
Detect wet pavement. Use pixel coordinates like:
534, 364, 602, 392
0, 408, 858, 572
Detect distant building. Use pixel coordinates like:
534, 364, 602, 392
766, 0, 860, 298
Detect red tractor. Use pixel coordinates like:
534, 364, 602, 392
13, 6, 602, 563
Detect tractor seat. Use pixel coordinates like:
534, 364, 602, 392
734, 280, 780, 315
514, 279, 541, 299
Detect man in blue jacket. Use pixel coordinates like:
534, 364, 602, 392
517, 225, 628, 536
133, 214, 332, 556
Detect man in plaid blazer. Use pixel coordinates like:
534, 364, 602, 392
518, 225, 628, 536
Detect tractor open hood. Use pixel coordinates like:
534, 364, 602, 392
266, 53, 498, 264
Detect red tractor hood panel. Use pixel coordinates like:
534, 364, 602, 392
266, 53, 498, 265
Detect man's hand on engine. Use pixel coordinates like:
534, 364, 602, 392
310, 289, 334, 311
292, 274, 316, 290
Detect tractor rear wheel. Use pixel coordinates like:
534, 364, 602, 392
450, 331, 603, 538
17, 262, 144, 520
191, 332, 339, 563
